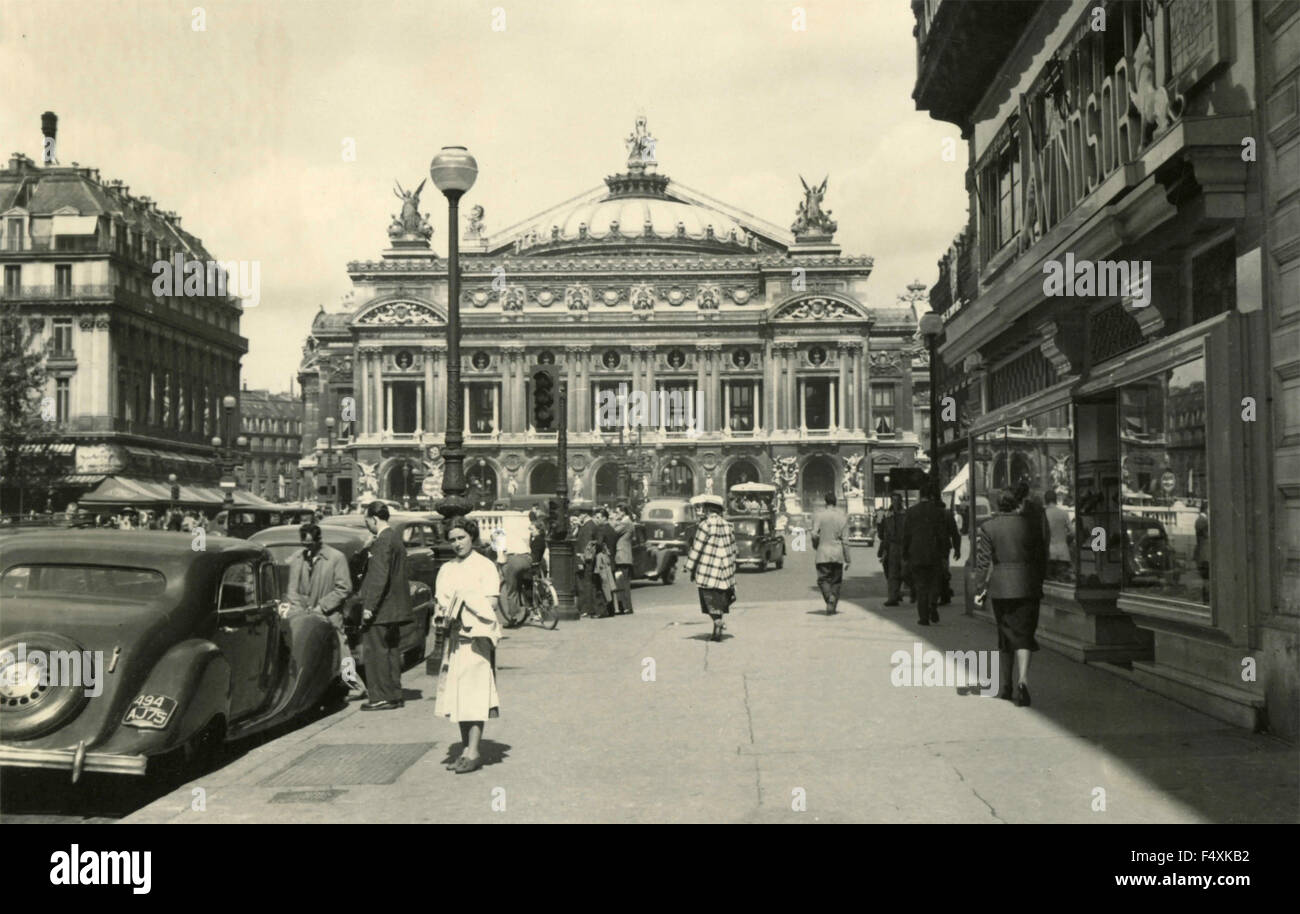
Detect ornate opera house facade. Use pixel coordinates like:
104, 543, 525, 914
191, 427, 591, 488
298, 122, 925, 512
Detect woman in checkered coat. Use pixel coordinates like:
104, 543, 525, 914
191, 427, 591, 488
682, 495, 738, 642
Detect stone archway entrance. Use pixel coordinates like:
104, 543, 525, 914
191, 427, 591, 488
725, 458, 762, 490
385, 459, 420, 504
466, 460, 498, 508
800, 455, 837, 511
659, 458, 694, 497
529, 461, 560, 496
595, 461, 621, 501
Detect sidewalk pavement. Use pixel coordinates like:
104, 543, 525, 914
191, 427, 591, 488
125, 557, 1299, 823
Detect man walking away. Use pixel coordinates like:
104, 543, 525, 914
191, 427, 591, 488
938, 494, 962, 605
902, 480, 955, 625
357, 502, 413, 710
877, 492, 907, 606
611, 504, 635, 615
811, 492, 850, 615
683, 495, 737, 642
287, 522, 364, 696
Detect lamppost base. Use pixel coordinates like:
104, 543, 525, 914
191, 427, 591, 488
435, 494, 475, 519
548, 540, 578, 620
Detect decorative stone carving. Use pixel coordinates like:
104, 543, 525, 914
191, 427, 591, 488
358, 301, 442, 325
531, 288, 557, 308
465, 205, 486, 240
463, 289, 493, 308
599, 287, 624, 307
842, 453, 864, 498
502, 285, 526, 320
727, 287, 756, 305
869, 350, 901, 375
791, 175, 837, 239
697, 284, 721, 311
79, 317, 96, 330
388, 179, 433, 241
630, 282, 655, 320
776, 297, 855, 320
565, 284, 592, 319
661, 285, 691, 306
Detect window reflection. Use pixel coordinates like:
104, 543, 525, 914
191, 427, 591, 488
1118, 358, 1209, 605
969, 404, 1074, 583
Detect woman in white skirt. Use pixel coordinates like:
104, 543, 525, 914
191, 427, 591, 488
432, 516, 502, 774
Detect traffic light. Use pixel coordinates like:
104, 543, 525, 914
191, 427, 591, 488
531, 365, 557, 432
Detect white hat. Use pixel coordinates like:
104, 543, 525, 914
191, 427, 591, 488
690, 494, 724, 509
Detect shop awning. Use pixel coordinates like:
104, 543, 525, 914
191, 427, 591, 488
942, 464, 970, 496
79, 476, 171, 505
17, 442, 75, 456
56, 474, 108, 487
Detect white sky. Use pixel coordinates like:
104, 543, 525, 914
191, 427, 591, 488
2, 0, 968, 392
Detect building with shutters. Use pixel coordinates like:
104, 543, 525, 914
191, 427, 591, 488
0, 113, 248, 514
297, 118, 928, 514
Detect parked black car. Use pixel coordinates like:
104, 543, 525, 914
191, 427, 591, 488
0, 531, 340, 781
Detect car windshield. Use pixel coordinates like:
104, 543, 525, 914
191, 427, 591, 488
2, 564, 166, 599
731, 519, 761, 537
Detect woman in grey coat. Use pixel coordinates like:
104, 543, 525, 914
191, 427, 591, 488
974, 489, 1047, 706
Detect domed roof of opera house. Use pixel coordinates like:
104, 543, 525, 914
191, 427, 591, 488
485, 119, 793, 257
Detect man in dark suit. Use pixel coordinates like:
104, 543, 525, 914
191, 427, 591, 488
357, 502, 413, 710
877, 492, 907, 606
902, 479, 960, 625
593, 507, 619, 618
573, 509, 599, 618
611, 504, 635, 614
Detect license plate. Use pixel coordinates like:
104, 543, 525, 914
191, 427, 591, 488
123, 694, 177, 730
654, 530, 663, 538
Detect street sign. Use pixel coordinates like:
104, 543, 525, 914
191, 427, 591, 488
421, 476, 439, 496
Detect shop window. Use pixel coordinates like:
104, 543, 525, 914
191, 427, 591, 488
1118, 357, 1209, 606
970, 404, 1074, 583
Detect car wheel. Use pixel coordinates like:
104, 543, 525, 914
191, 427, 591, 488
661, 564, 676, 585
776, 549, 784, 570
0, 632, 93, 740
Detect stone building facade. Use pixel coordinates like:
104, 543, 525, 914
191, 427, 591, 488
299, 121, 925, 514
913, 0, 1299, 739
238, 387, 303, 502
0, 113, 247, 512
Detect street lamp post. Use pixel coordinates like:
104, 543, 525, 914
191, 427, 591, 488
324, 416, 337, 511
429, 146, 478, 521
919, 310, 944, 487
214, 395, 248, 509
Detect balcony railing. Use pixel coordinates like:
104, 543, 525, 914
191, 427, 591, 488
1, 284, 115, 301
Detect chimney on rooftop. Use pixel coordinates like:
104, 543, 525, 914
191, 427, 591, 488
41, 112, 58, 166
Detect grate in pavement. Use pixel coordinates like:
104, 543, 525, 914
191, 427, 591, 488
261, 743, 434, 787
269, 789, 347, 804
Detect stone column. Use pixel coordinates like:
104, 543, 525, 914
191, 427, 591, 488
384, 384, 393, 436
422, 347, 435, 433
899, 351, 915, 434
863, 348, 874, 435
784, 345, 799, 431
764, 345, 776, 431
837, 346, 848, 432
373, 349, 385, 436
576, 347, 590, 433
723, 382, 731, 434
692, 347, 705, 432
566, 349, 578, 432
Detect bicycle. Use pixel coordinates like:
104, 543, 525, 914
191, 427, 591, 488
525, 560, 559, 630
